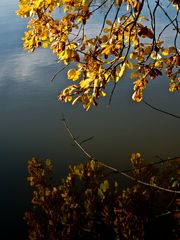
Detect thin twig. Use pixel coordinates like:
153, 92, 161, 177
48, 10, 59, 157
62, 115, 93, 159
108, 81, 117, 106
80, 136, 95, 145
142, 100, 180, 120
51, 65, 69, 82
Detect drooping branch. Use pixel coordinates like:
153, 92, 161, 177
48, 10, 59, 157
17, 0, 180, 110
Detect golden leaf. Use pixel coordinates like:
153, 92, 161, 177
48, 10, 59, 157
130, 70, 140, 79
161, 48, 169, 56
106, 20, 112, 25
101, 45, 113, 55
72, 96, 81, 105
67, 69, 81, 81
43, 41, 49, 48
132, 90, 143, 102
126, 60, 134, 69
118, 63, 126, 78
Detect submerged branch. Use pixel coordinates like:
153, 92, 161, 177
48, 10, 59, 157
62, 116, 180, 194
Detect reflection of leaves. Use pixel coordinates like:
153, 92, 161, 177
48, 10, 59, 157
100, 180, 109, 193
171, 178, 180, 188
25, 158, 147, 238
25, 156, 179, 239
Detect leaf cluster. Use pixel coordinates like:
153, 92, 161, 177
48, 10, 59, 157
17, 0, 180, 110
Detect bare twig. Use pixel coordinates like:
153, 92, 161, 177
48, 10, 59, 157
62, 115, 93, 159
80, 136, 95, 145
51, 65, 69, 82
108, 81, 117, 106
142, 99, 180, 120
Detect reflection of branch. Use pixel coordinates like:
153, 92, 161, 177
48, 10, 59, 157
142, 100, 180, 120
62, 116, 180, 194
80, 136, 94, 145
62, 115, 93, 159
124, 155, 180, 173
155, 209, 179, 218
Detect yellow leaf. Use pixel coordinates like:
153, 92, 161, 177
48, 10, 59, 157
101, 45, 113, 55
115, 75, 120, 82
132, 90, 143, 102
50, 37, 54, 42
53, 187, 57, 193
130, 70, 140, 79
82, 0, 87, 6
118, 63, 126, 78
103, 28, 110, 33
100, 180, 109, 192
126, 60, 134, 69
100, 90, 106, 97
131, 152, 141, 161
161, 48, 169, 56
139, 16, 149, 21
116, 0, 122, 5
41, 35, 47, 41
72, 96, 81, 105
45, 189, 50, 196
43, 41, 49, 48
151, 52, 162, 60
64, 7, 69, 13
155, 59, 163, 68
130, 52, 137, 59
49, 220, 53, 225
106, 20, 112, 25
67, 69, 81, 81
65, 96, 72, 102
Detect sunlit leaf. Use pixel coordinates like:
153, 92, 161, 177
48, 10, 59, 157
67, 69, 81, 81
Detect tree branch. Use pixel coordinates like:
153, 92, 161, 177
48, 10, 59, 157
51, 65, 69, 82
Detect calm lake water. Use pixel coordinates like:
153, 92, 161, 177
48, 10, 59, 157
0, 0, 179, 238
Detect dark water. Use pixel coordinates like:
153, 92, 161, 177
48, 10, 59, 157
0, 1, 179, 238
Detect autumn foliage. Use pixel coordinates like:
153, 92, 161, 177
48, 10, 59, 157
17, 0, 180, 110
16, 1, 180, 238
25, 155, 179, 239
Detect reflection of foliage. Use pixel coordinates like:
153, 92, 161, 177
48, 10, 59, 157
17, 0, 180, 110
25, 155, 179, 239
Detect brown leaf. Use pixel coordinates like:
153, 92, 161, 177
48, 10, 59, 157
138, 26, 154, 39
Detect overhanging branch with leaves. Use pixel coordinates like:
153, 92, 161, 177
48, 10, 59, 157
17, 0, 180, 110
